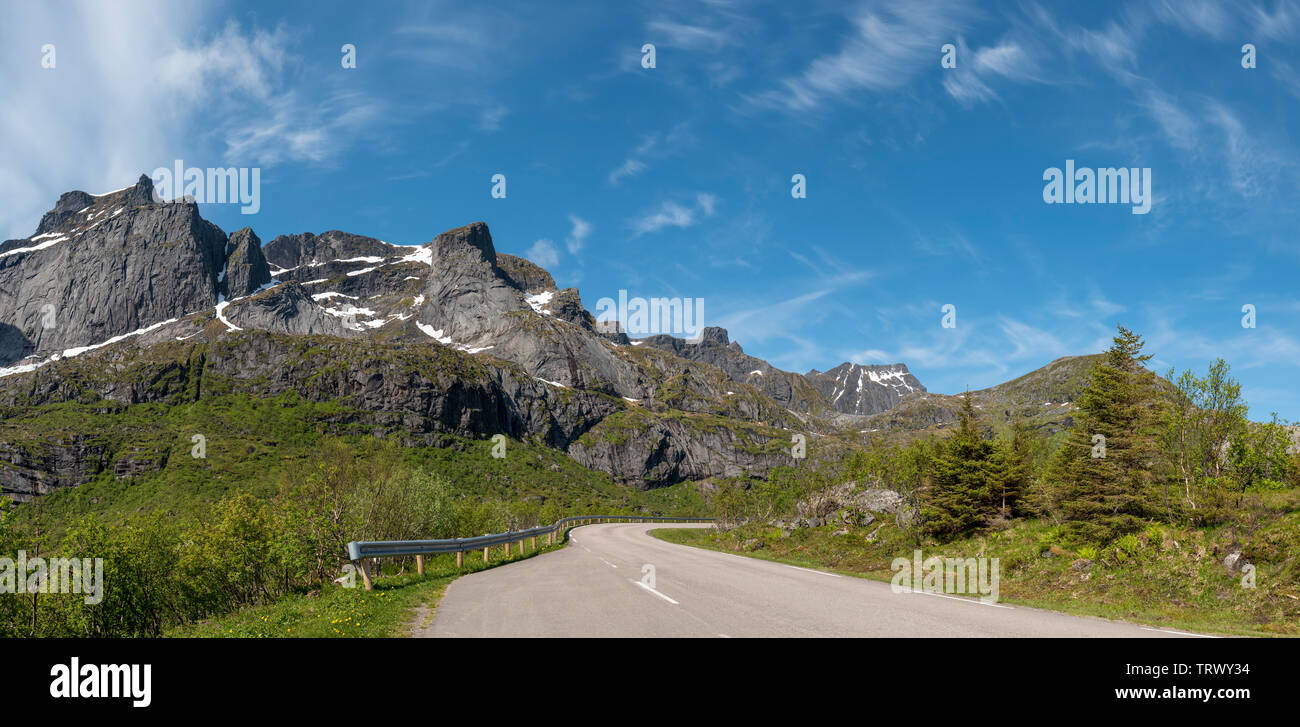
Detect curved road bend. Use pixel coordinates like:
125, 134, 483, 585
418, 523, 1206, 638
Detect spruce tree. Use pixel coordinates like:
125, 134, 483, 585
1047, 326, 1160, 544
922, 393, 998, 538
993, 421, 1033, 517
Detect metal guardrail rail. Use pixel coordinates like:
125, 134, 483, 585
345, 515, 713, 590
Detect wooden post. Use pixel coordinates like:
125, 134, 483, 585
353, 560, 373, 591
531, 536, 537, 549
503, 541, 510, 557
483, 546, 489, 561
548, 531, 554, 545
416, 555, 425, 576
457, 551, 464, 567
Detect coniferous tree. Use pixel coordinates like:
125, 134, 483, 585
993, 421, 1034, 517
922, 393, 998, 538
1045, 326, 1161, 544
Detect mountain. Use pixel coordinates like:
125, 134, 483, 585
0, 175, 1101, 502
805, 362, 924, 415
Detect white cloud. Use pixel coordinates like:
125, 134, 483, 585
527, 238, 560, 268
608, 159, 647, 185
632, 201, 695, 236
607, 124, 693, 185
630, 193, 719, 236
479, 106, 509, 132
565, 215, 592, 254
647, 20, 736, 51
0, 4, 379, 238
749, 0, 974, 113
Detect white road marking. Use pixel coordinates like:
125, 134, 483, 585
910, 588, 1013, 609
631, 579, 679, 605
783, 563, 842, 578
1140, 627, 1216, 638
600, 558, 618, 569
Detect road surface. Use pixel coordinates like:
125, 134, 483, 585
418, 523, 1205, 638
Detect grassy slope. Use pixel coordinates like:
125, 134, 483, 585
652, 497, 1300, 637
170, 543, 562, 638
4, 391, 707, 537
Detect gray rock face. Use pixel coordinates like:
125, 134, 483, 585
638, 327, 829, 413
416, 222, 643, 395
567, 413, 796, 490
222, 227, 273, 298
225, 283, 353, 337
262, 230, 399, 271
805, 362, 925, 415
0, 175, 226, 364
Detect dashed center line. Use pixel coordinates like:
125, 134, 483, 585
631, 579, 679, 605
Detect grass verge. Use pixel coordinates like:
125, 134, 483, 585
169, 540, 563, 638
650, 521, 1299, 638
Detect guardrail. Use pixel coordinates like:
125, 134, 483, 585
344, 515, 713, 590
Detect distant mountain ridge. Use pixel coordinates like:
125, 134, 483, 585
0, 174, 1098, 500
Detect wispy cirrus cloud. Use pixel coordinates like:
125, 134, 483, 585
629, 193, 718, 236
748, 0, 975, 113
608, 123, 693, 185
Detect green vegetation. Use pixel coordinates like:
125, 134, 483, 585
0, 394, 704, 638
693, 326, 1300, 634
170, 546, 558, 638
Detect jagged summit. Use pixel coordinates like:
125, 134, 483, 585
805, 362, 924, 416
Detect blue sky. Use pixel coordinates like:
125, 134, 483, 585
3, 0, 1298, 419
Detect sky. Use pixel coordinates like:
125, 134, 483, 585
2, 0, 1298, 419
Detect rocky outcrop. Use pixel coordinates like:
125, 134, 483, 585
222, 227, 273, 298
754, 481, 914, 534
0, 175, 226, 364
225, 283, 353, 336
638, 327, 831, 414
262, 230, 399, 271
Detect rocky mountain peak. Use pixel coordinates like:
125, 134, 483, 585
805, 362, 925, 416
34, 191, 95, 236
430, 222, 495, 267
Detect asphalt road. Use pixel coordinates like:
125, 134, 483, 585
418, 523, 1207, 638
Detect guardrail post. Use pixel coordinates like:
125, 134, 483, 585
548, 531, 554, 545
353, 560, 373, 591
483, 546, 489, 562
457, 551, 464, 567
531, 536, 537, 550
416, 555, 425, 576
503, 541, 510, 557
